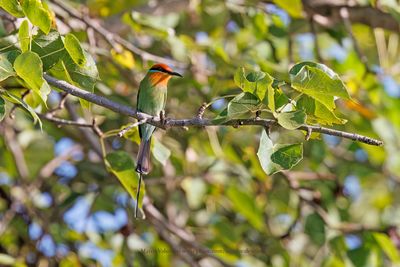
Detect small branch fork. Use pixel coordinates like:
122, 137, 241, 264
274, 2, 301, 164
43, 74, 384, 147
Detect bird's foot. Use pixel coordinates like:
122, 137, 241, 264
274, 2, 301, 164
159, 110, 170, 128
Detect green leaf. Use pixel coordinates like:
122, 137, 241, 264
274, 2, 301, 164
257, 130, 303, 175
0, 52, 15, 81
273, 0, 303, 18
152, 139, 171, 166
226, 186, 264, 231
51, 51, 98, 92
21, 0, 52, 34
0, 90, 42, 128
13, 51, 51, 105
297, 95, 346, 125
276, 110, 306, 130
32, 30, 66, 71
64, 34, 86, 67
304, 213, 325, 246
105, 151, 145, 214
290, 62, 350, 112
0, 253, 16, 265
234, 67, 274, 101
0, 96, 5, 121
0, 0, 24, 18
227, 92, 262, 118
18, 20, 30, 52
373, 232, 400, 263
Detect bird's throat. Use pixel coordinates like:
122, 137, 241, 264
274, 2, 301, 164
149, 73, 171, 87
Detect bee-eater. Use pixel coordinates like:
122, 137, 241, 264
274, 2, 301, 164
136, 63, 182, 174
135, 64, 182, 216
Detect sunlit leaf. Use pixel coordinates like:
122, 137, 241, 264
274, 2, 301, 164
105, 151, 145, 216
0, 253, 15, 265
13, 51, 51, 105
373, 232, 400, 263
18, 20, 30, 52
181, 177, 207, 209
0, 52, 15, 81
275, 110, 306, 130
0, 90, 42, 128
257, 130, 303, 175
297, 95, 347, 125
290, 62, 350, 118
21, 0, 52, 34
226, 186, 264, 231
64, 33, 86, 67
234, 67, 274, 101
0, 0, 24, 18
273, 0, 303, 18
227, 92, 262, 118
152, 139, 171, 166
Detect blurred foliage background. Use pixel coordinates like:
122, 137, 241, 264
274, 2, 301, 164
1, 0, 400, 266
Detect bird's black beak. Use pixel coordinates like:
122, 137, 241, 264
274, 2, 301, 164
170, 71, 183, 77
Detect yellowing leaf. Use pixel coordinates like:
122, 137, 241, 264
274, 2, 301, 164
18, 20, 30, 52
105, 151, 145, 217
0, 0, 24, 18
64, 34, 86, 67
14, 51, 50, 105
21, 0, 52, 34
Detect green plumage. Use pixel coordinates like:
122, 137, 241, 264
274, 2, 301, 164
135, 73, 167, 174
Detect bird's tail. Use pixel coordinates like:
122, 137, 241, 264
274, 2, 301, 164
136, 138, 151, 175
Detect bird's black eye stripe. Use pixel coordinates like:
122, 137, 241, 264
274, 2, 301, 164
150, 66, 169, 73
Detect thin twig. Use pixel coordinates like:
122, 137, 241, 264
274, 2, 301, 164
340, 7, 372, 74
38, 113, 94, 127
118, 119, 148, 137
43, 74, 384, 146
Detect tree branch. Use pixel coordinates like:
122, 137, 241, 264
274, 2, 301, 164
43, 74, 383, 146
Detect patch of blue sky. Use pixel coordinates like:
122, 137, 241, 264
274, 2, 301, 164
88, 209, 128, 233
296, 33, 315, 60
55, 161, 78, 183
265, 4, 290, 26
63, 196, 92, 233
324, 43, 348, 62
79, 241, 114, 267
343, 175, 361, 200
34, 192, 53, 208
211, 98, 226, 110
29, 222, 43, 240
354, 149, 368, 162
381, 75, 400, 98
0, 172, 11, 185
55, 137, 75, 156
226, 20, 239, 33
37, 234, 56, 257
195, 32, 209, 45
345, 234, 362, 249
323, 135, 341, 147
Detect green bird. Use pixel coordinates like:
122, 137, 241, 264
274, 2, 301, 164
136, 63, 182, 174
135, 63, 182, 216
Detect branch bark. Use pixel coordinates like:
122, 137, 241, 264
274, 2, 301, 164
43, 74, 383, 146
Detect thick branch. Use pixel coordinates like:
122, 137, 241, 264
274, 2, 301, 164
43, 74, 383, 146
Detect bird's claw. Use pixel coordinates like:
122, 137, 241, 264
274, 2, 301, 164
159, 110, 169, 127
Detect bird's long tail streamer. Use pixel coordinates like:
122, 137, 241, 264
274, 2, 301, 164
135, 172, 142, 218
